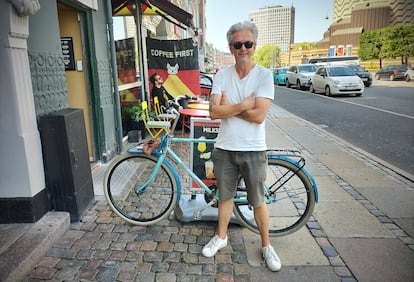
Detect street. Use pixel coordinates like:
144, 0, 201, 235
273, 80, 414, 176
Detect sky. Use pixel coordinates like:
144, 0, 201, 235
205, 0, 334, 52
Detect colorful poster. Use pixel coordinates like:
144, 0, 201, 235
190, 118, 221, 190
115, 38, 139, 105
147, 37, 200, 98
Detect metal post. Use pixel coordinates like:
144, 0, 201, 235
106, 0, 123, 153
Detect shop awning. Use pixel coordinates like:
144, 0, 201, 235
111, 0, 194, 31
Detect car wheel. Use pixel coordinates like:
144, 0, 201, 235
375, 74, 380, 80
325, 86, 331, 96
406, 75, 411, 82
286, 79, 290, 88
309, 83, 315, 93
365, 82, 371, 87
296, 80, 302, 90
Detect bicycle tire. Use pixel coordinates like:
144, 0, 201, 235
233, 158, 315, 237
104, 153, 178, 226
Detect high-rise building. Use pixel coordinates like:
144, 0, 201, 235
333, 0, 414, 25
248, 5, 295, 53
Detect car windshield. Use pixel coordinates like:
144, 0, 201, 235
298, 65, 317, 73
328, 67, 355, 77
395, 65, 408, 71
349, 66, 365, 72
277, 68, 287, 73
298, 65, 317, 72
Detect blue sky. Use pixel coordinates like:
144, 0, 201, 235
205, 0, 334, 52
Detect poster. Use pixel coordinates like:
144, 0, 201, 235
147, 37, 200, 98
115, 38, 139, 104
61, 37, 75, 71
190, 118, 220, 190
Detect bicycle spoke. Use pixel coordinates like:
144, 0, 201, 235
233, 158, 315, 236
104, 154, 178, 225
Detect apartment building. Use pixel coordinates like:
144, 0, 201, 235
248, 5, 295, 53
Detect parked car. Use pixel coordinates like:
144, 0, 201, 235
310, 65, 364, 97
272, 67, 288, 85
404, 67, 414, 82
286, 64, 318, 90
348, 65, 372, 87
375, 65, 408, 81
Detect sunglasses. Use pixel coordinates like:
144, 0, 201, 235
231, 41, 255, 49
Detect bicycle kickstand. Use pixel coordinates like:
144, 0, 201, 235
193, 199, 218, 220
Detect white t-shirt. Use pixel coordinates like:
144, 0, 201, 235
211, 64, 274, 151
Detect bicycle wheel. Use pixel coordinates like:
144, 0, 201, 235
104, 153, 178, 226
233, 158, 315, 237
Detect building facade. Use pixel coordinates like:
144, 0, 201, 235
280, 0, 414, 67
0, 0, 200, 224
248, 5, 295, 53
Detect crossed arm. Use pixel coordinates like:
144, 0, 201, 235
209, 92, 272, 124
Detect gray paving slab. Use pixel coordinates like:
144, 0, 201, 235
272, 123, 341, 154
313, 198, 395, 238
0, 212, 69, 282
393, 218, 414, 238
313, 175, 356, 201
357, 186, 414, 219
249, 265, 339, 282
315, 152, 371, 170
266, 121, 299, 149
331, 238, 414, 282
243, 227, 329, 267
323, 165, 398, 189
0, 223, 32, 254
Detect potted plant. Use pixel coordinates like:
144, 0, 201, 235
121, 103, 157, 142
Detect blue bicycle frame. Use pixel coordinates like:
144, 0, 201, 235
127, 133, 318, 204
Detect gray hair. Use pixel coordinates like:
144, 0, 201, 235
226, 21, 258, 45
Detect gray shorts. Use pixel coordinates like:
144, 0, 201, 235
212, 148, 267, 208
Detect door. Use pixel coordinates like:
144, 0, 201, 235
57, 3, 95, 161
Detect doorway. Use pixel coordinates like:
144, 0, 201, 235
57, 3, 95, 161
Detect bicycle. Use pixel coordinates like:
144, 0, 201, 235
104, 123, 319, 236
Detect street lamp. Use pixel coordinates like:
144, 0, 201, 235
288, 43, 291, 66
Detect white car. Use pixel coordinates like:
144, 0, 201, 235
310, 65, 364, 97
405, 68, 414, 82
286, 64, 318, 90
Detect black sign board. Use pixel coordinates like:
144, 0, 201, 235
190, 118, 220, 190
61, 37, 75, 71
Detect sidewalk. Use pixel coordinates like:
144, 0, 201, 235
2, 103, 413, 281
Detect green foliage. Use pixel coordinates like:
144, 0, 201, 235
292, 42, 317, 51
121, 104, 156, 122
253, 44, 281, 68
359, 24, 414, 61
381, 24, 414, 59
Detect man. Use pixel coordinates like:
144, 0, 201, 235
150, 72, 174, 107
202, 21, 281, 272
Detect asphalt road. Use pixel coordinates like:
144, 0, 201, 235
273, 80, 414, 176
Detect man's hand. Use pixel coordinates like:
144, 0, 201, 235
220, 91, 229, 105
240, 92, 256, 111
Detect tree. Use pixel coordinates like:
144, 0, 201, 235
380, 24, 414, 64
359, 24, 414, 68
292, 42, 316, 51
253, 44, 281, 68
359, 29, 382, 67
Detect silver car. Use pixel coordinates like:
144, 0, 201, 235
286, 64, 318, 90
310, 65, 364, 97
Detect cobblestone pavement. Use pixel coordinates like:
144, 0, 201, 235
22, 104, 414, 281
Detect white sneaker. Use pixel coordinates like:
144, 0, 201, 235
201, 235, 228, 257
263, 245, 282, 272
